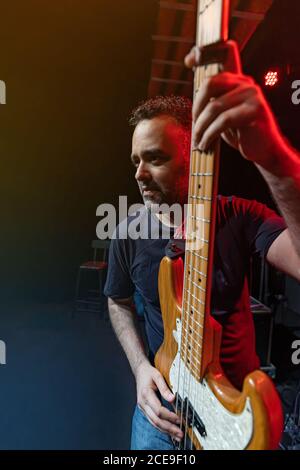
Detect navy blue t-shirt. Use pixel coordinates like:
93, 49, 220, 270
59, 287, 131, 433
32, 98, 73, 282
104, 196, 286, 389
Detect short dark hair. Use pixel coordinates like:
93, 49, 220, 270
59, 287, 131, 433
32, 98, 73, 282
129, 95, 192, 130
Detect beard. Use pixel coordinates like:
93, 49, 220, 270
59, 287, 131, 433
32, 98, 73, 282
138, 182, 165, 208
138, 180, 188, 212
141, 192, 182, 218
140, 186, 175, 213
142, 192, 163, 210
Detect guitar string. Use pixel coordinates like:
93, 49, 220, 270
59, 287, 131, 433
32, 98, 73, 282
175, 120, 198, 451
182, 67, 208, 450
189, 144, 205, 449
187, 139, 210, 450
182, 0, 225, 449
182, 124, 209, 449
192, 65, 207, 450
173, 100, 194, 450
179, 0, 205, 449
178, 146, 210, 450
183, 162, 198, 450
185, 154, 201, 450
185, 1, 202, 450
184, 20, 207, 450
174, 72, 203, 449
175, 0, 220, 448
181, 0, 205, 449
194, 141, 210, 450
184, 143, 201, 449
193, 63, 219, 450
188, 64, 217, 450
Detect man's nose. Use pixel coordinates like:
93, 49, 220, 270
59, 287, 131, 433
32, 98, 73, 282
135, 161, 151, 182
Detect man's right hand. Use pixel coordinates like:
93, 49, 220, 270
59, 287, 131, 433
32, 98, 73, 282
135, 361, 184, 442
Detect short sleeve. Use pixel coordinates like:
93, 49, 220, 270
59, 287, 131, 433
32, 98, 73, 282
235, 197, 287, 258
103, 236, 135, 300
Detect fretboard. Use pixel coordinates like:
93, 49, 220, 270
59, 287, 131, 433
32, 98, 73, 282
180, 0, 229, 380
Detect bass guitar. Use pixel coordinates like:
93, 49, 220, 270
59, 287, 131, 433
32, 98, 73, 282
155, 0, 283, 450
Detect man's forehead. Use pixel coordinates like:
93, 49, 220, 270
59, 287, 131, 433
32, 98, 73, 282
132, 115, 185, 145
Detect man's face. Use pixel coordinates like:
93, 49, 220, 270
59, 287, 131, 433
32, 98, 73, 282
131, 115, 190, 209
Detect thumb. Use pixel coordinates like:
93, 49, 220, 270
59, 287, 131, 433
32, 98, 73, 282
153, 372, 175, 402
185, 41, 242, 74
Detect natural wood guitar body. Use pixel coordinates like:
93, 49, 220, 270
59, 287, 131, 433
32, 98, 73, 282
155, 256, 283, 450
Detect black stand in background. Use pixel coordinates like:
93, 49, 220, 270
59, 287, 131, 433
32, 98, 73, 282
251, 257, 300, 450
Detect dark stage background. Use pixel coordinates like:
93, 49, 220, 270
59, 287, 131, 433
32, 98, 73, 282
0, 0, 299, 303
0, 0, 157, 302
0, 0, 300, 451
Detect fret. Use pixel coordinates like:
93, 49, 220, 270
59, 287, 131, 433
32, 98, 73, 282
191, 172, 213, 177
186, 235, 210, 246
184, 290, 205, 306
183, 296, 205, 310
180, 0, 227, 383
199, 0, 215, 16
188, 223, 211, 242
180, 348, 201, 366
187, 250, 208, 262
186, 264, 207, 278
182, 326, 203, 340
182, 314, 204, 329
180, 361, 200, 378
195, 236, 209, 244
189, 215, 210, 224
180, 345, 201, 362
181, 337, 203, 352
189, 279, 206, 293
189, 195, 212, 202
186, 239, 209, 256
182, 312, 204, 327
186, 271, 207, 289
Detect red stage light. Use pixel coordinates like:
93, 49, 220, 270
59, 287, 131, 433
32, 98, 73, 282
264, 71, 279, 87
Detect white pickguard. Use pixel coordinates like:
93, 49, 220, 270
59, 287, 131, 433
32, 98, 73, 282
170, 318, 254, 450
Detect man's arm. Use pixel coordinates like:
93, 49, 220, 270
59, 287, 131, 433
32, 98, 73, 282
185, 45, 300, 275
108, 297, 183, 442
257, 141, 300, 281
108, 296, 148, 375
266, 229, 300, 283
258, 146, 300, 276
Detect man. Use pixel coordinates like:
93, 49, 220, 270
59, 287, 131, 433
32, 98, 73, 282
104, 46, 300, 450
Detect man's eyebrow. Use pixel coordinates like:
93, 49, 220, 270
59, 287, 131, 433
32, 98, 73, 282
130, 149, 169, 161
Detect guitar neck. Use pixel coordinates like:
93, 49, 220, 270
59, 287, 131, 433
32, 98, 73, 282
196, 0, 230, 47
181, 0, 230, 380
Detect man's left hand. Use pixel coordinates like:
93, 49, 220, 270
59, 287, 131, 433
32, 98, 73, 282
185, 46, 287, 173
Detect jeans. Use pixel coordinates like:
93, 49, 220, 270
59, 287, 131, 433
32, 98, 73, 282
130, 404, 176, 450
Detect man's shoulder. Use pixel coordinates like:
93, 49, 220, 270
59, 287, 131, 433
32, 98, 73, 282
217, 194, 269, 217
216, 195, 285, 235
217, 194, 243, 219
217, 194, 252, 206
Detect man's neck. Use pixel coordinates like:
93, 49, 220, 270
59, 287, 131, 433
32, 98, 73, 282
146, 199, 187, 228
155, 212, 179, 228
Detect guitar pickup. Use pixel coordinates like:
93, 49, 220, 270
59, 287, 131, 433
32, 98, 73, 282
175, 394, 207, 438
